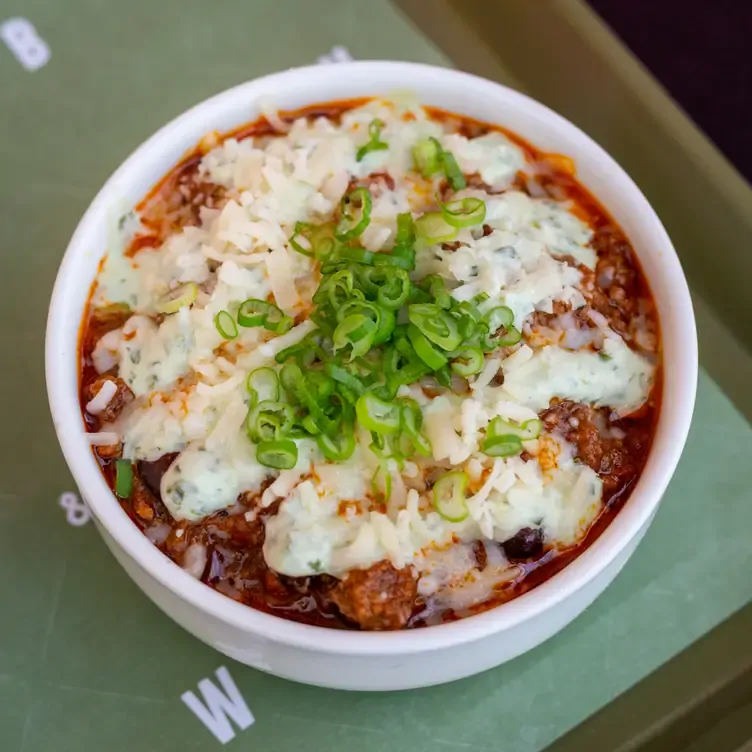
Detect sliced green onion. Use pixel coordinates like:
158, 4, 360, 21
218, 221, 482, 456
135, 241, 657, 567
482, 306, 521, 350
356, 118, 389, 162
373, 307, 396, 345
441, 150, 466, 190
237, 298, 292, 333
316, 424, 356, 461
359, 266, 411, 310
432, 470, 469, 522
335, 187, 372, 241
450, 347, 485, 377
407, 324, 448, 370
289, 222, 314, 257
308, 371, 335, 401
434, 364, 452, 388
322, 269, 356, 309
247, 400, 295, 443
246, 367, 280, 405
214, 310, 238, 340
356, 393, 401, 435
333, 314, 378, 361
325, 363, 365, 396
412, 137, 443, 177
275, 332, 320, 365
156, 282, 198, 314
237, 298, 271, 327
485, 306, 514, 331
114, 460, 133, 499
335, 298, 380, 326
256, 439, 298, 470
481, 433, 523, 457
440, 197, 486, 228
495, 326, 522, 347
371, 252, 415, 270
398, 398, 432, 456
394, 212, 415, 248
487, 416, 542, 441
339, 246, 375, 265
415, 212, 458, 244
408, 304, 462, 351
289, 221, 339, 260
372, 464, 393, 503
420, 274, 452, 309
384, 341, 430, 394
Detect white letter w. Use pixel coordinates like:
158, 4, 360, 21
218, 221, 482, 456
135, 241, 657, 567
181, 666, 255, 744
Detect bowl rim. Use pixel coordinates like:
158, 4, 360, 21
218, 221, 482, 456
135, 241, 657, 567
46, 60, 697, 656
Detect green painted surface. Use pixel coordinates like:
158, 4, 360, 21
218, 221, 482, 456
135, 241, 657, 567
0, 1, 750, 751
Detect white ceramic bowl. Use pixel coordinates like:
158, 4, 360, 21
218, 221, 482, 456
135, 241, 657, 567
46, 61, 697, 691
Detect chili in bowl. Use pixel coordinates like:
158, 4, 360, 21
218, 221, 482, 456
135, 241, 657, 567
47, 62, 696, 689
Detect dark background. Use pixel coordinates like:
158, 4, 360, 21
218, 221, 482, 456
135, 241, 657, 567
589, 0, 752, 184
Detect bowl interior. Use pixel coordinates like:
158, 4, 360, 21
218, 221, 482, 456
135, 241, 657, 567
46, 61, 697, 654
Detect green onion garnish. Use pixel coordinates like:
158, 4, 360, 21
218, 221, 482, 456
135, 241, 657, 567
237, 298, 292, 333
246, 367, 280, 406
450, 347, 485, 377
356, 393, 401, 435
325, 363, 365, 396
246, 400, 295, 443
316, 424, 356, 461
290, 221, 339, 259
440, 197, 486, 228
432, 470, 469, 522
487, 416, 542, 441
441, 150, 466, 190
481, 434, 523, 457
407, 303, 462, 351
156, 282, 198, 314
415, 212, 458, 244
480, 415, 540, 457
256, 439, 298, 470
398, 397, 432, 456
482, 305, 521, 350
412, 138, 466, 190
356, 118, 389, 162
335, 187, 373, 241
114, 460, 133, 499
394, 212, 415, 249
420, 274, 452, 309
412, 137, 443, 177
372, 464, 393, 503
333, 313, 379, 361
407, 323, 448, 370
214, 310, 238, 340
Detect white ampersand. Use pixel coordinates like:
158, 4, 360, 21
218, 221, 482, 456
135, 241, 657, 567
58, 492, 91, 527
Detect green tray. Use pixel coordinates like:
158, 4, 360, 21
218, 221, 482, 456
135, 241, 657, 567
1, 1, 750, 750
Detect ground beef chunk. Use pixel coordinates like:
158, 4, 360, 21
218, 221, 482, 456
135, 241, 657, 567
137, 157, 227, 241
502, 527, 544, 561
541, 399, 651, 495
94, 441, 123, 460
472, 540, 488, 571
84, 304, 131, 355
328, 561, 417, 630
347, 171, 395, 192
581, 227, 642, 336
131, 477, 157, 522
84, 375, 134, 423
